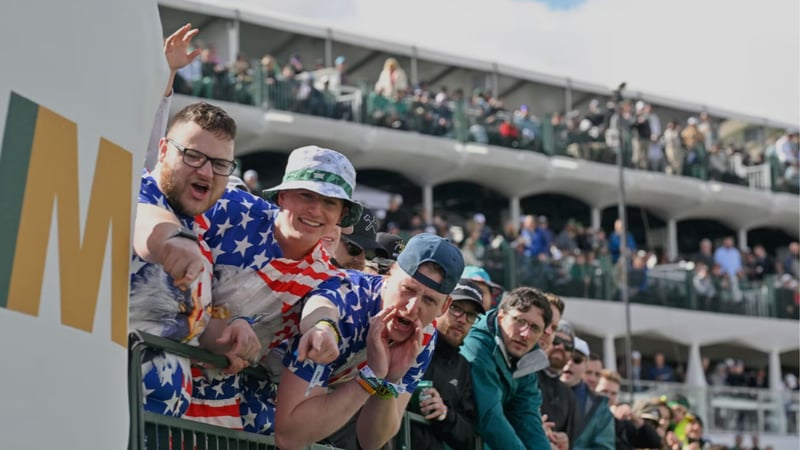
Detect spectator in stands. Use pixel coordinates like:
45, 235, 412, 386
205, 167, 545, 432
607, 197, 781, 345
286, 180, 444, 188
630, 350, 643, 392
642, 103, 664, 172
596, 370, 662, 450
584, 353, 603, 391
374, 57, 408, 99
692, 238, 715, 269
775, 129, 799, 168
747, 244, 776, 281
630, 101, 652, 170
406, 279, 485, 450
534, 215, 554, 258
260, 54, 282, 85
693, 262, 718, 310
781, 241, 799, 278
242, 169, 260, 193
382, 193, 411, 232
460, 286, 553, 449
647, 352, 675, 382
662, 119, 684, 176
609, 219, 636, 264
682, 117, 707, 179
698, 111, 717, 152
714, 236, 743, 281
332, 206, 381, 271
707, 142, 729, 181
554, 220, 579, 254
539, 317, 581, 445
561, 337, 615, 449
275, 233, 463, 449
365, 232, 404, 275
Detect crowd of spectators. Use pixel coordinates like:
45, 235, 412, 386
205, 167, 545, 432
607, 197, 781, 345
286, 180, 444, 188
175, 45, 800, 196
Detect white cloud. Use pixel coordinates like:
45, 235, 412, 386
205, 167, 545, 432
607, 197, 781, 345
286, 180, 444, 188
239, 0, 799, 124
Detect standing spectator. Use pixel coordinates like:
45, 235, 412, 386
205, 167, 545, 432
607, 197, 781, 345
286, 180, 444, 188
596, 370, 662, 450
663, 120, 684, 176
774, 129, 799, 168
534, 215, 554, 259
681, 117, 707, 179
781, 241, 799, 278
692, 238, 715, 269
714, 236, 743, 281
407, 280, 485, 450
693, 262, 718, 310
647, 352, 675, 382
540, 318, 581, 444
609, 219, 636, 264
584, 353, 604, 392
698, 111, 717, 152
748, 244, 776, 281
707, 142, 729, 181
561, 338, 615, 450
630, 101, 652, 170
460, 287, 553, 449
374, 57, 408, 99
242, 169, 260, 193
630, 351, 643, 391
643, 103, 664, 172
382, 193, 411, 232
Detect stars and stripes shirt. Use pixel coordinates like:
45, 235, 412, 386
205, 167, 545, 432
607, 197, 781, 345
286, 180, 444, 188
129, 171, 214, 344
283, 270, 437, 394
201, 186, 345, 356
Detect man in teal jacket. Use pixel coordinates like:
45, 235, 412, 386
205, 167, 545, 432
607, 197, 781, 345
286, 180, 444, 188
460, 286, 553, 450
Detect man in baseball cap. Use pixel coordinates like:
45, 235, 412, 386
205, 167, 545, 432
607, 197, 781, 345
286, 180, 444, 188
365, 232, 405, 275
461, 265, 504, 311
406, 278, 485, 450
273, 233, 464, 449
332, 205, 381, 270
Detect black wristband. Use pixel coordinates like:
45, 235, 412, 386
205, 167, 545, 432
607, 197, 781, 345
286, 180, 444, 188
169, 227, 198, 242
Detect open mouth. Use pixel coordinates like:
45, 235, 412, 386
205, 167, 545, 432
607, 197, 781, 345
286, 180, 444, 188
299, 217, 322, 228
190, 182, 210, 199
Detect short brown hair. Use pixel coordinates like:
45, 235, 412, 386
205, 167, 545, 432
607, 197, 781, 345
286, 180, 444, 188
500, 286, 552, 328
544, 292, 565, 315
600, 369, 621, 384
167, 102, 237, 141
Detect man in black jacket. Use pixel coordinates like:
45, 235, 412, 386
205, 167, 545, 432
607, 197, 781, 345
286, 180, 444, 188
407, 279, 485, 450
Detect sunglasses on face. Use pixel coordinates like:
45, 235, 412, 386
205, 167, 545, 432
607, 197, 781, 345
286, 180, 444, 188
552, 335, 574, 352
572, 354, 585, 364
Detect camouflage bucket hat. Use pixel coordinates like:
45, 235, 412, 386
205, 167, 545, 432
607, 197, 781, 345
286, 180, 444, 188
263, 145, 363, 227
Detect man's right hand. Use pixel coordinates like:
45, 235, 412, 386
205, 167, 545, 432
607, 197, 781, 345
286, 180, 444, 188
216, 319, 262, 374
159, 234, 206, 291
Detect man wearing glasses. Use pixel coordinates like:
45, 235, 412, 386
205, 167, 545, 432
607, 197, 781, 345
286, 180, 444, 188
406, 279, 486, 450
460, 286, 555, 449
561, 337, 615, 450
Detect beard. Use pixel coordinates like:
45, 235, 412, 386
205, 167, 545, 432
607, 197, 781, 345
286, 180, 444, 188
548, 348, 567, 371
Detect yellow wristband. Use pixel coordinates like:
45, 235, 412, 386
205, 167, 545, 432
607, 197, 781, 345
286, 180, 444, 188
315, 319, 341, 344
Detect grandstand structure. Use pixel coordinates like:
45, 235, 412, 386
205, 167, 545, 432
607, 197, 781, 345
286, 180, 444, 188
153, 0, 799, 446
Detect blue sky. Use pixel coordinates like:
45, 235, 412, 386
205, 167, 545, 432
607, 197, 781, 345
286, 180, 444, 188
227, 0, 799, 125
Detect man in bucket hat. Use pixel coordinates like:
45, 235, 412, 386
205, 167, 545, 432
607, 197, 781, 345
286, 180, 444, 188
268, 233, 464, 449
135, 143, 363, 429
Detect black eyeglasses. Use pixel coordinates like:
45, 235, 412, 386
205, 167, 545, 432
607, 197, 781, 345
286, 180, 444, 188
552, 335, 574, 353
572, 354, 585, 364
167, 138, 237, 176
448, 303, 480, 324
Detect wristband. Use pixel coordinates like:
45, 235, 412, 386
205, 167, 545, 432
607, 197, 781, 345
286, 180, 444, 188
169, 227, 198, 242
314, 318, 342, 344
358, 365, 402, 400
228, 315, 260, 327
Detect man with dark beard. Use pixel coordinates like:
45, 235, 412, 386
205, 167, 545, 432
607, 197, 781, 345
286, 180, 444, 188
539, 308, 581, 447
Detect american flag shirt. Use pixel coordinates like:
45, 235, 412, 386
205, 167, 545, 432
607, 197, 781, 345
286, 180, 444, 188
130, 171, 215, 344
286, 270, 436, 397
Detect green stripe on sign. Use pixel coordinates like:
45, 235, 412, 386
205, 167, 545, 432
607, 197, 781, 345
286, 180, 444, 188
0, 93, 39, 309
282, 168, 353, 197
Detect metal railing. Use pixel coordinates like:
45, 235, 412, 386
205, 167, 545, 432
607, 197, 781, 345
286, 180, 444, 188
482, 245, 798, 320
618, 380, 800, 435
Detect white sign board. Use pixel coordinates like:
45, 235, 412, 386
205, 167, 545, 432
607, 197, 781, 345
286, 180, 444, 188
0, 1, 166, 448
